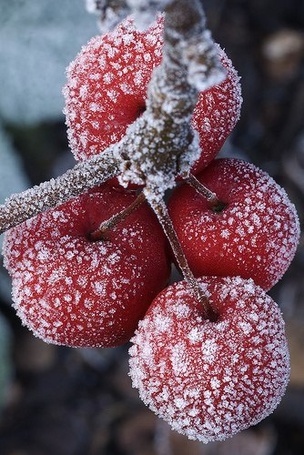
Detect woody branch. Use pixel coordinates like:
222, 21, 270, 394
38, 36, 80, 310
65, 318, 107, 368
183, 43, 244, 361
0, 0, 224, 235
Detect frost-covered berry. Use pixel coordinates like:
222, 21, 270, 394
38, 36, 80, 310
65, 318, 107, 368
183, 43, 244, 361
63, 15, 242, 177
3, 185, 171, 348
129, 276, 290, 443
168, 158, 300, 291
63, 16, 163, 162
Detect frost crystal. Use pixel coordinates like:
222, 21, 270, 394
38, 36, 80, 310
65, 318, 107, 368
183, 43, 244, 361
85, 0, 132, 33
126, 0, 170, 30
3, 185, 170, 348
129, 276, 290, 443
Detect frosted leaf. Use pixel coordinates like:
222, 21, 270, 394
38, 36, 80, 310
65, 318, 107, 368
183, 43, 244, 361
0, 314, 12, 410
0, 127, 29, 246
85, 0, 106, 14
129, 276, 290, 443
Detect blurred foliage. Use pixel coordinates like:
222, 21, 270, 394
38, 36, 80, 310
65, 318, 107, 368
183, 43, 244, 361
0, 314, 11, 410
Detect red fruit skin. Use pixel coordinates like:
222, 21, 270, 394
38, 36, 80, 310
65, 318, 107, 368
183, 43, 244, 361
168, 158, 300, 291
190, 44, 242, 175
3, 185, 171, 348
63, 16, 242, 180
63, 17, 163, 162
129, 276, 290, 443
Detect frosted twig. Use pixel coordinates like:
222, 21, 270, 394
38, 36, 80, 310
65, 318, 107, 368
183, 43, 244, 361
0, 0, 226, 236
116, 0, 226, 197
127, 0, 171, 29
85, 0, 131, 32
0, 147, 120, 234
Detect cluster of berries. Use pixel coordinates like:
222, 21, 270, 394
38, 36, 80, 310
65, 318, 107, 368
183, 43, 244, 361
3, 15, 300, 443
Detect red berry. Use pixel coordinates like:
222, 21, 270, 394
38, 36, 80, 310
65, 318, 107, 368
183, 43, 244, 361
63, 16, 163, 162
129, 276, 290, 443
63, 16, 242, 178
168, 158, 300, 290
3, 185, 171, 348
190, 44, 242, 175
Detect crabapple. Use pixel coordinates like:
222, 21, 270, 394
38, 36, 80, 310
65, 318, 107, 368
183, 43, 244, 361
168, 158, 300, 290
63, 15, 242, 178
129, 276, 290, 443
3, 185, 171, 348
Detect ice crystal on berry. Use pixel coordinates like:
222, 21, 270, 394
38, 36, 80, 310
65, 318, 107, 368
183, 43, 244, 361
3, 185, 170, 348
129, 276, 290, 443
168, 158, 300, 290
63, 15, 164, 160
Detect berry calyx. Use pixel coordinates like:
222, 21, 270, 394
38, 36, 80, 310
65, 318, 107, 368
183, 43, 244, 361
63, 16, 242, 179
168, 158, 300, 290
129, 276, 290, 443
3, 184, 171, 348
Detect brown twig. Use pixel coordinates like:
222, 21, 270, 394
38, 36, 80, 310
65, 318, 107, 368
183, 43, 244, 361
0, 148, 120, 234
183, 172, 227, 212
183, 172, 218, 201
89, 191, 146, 241
0, 0, 225, 236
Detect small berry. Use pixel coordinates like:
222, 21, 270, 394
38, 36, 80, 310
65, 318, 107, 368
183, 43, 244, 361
3, 185, 171, 348
168, 158, 300, 290
129, 276, 290, 443
63, 16, 163, 162
63, 16, 242, 178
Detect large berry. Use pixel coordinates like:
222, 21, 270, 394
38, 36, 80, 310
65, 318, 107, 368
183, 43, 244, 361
63, 16, 242, 177
129, 276, 290, 443
168, 158, 300, 290
3, 185, 171, 348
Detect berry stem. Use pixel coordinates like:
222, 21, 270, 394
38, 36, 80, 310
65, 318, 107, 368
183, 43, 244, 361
183, 172, 227, 212
183, 172, 218, 202
148, 193, 216, 321
89, 191, 146, 241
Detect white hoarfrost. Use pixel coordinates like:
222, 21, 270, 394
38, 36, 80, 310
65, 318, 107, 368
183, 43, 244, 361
126, 0, 171, 30
85, 0, 132, 33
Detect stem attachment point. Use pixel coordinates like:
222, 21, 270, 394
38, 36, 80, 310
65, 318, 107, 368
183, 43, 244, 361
89, 191, 146, 241
183, 172, 227, 213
